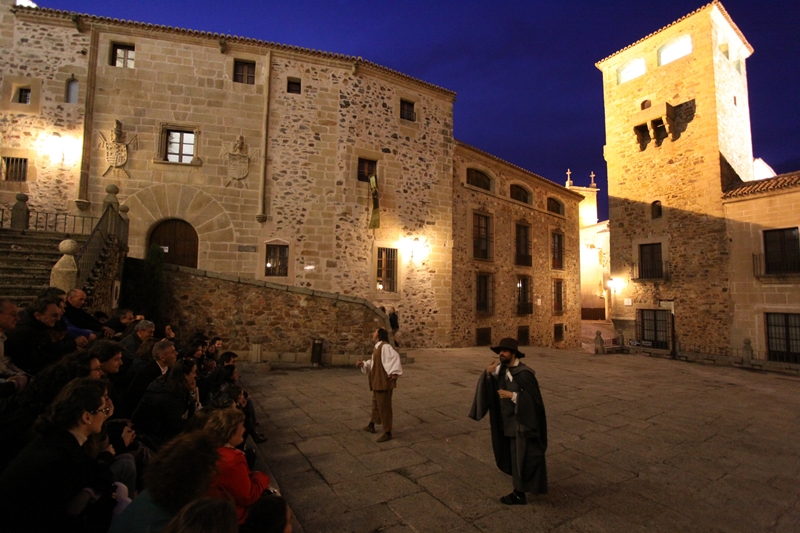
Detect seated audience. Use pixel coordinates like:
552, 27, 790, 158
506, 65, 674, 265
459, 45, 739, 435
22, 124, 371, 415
119, 320, 155, 379
161, 497, 238, 533
105, 418, 154, 494
241, 495, 294, 533
105, 308, 136, 337
64, 289, 115, 340
123, 339, 177, 417
90, 340, 126, 411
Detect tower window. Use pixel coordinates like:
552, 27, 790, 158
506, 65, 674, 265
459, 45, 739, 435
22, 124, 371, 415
617, 58, 646, 84
17, 88, 31, 104
112, 44, 135, 68
658, 35, 692, 66
287, 78, 301, 94
651, 201, 662, 219
234, 60, 256, 85
641, 100, 651, 110
400, 100, 416, 121
66, 78, 79, 103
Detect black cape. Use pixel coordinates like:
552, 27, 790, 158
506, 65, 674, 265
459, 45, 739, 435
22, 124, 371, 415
469, 362, 548, 494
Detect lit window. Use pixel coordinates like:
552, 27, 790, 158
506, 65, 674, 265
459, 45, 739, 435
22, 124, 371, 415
66, 78, 79, 103
234, 60, 255, 84
377, 247, 398, 293
112, 44, 135, 68
517, 276, 532, 315
265, 244, 289, 277
400, 100, 416, 121
467, 169, 491, 191
165, 130, 195, 163
617, 58, 646, 84
658, 35, 692, 66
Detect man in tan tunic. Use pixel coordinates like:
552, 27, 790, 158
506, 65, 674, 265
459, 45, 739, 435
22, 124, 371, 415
357, 328, 403, 442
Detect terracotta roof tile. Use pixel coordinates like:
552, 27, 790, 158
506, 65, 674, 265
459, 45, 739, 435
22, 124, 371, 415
722, 170, 800, 199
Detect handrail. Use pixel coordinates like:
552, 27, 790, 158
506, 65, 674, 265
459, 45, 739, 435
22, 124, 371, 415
0, 208, 99, 234
74, 205, 129, 290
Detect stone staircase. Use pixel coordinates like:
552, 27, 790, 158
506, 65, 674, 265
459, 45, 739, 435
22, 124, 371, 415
0, 229, 87, 307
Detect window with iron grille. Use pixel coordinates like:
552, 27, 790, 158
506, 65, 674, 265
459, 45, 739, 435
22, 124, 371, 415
552, 279, 564, 316
554, 324, 564, 342
112, 44, 135, 68
287, 78, 302, 94
636, 309, 670, 349
638, 243, 664, 278
766, 313, 800, 364
466, 168, 491, 191
515, 224, 531, 266
17, 88, 31, 104
476, 327, 492, 346
165, 130, 195, 163
510, 184, 531, 204
473, 213, 492, 260
265, 244, 289, 277
764, 228, 800, 275
551, 231, 563, 269
357, 158, 376, 183
476, 273, 493, 315
400, 99, 416, 121
517, 326, 530, 346
234, 60, 256, 84
1, 157, 27, 182
517, 275, 532, 315
377, 247, 398, 293
547, 197, 564, 215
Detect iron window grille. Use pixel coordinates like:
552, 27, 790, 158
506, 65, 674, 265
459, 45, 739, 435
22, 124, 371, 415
112, 44, 135, 68
517, 275, 533, 315
17, 88, 31, 104
515, 224, 532, 266
763, 228, 800, 275
636, 243, 665, 279
400, 99, 416, 121
165, 130, 195, 163
473, 214, 492, 260
554, 324, 564, 342
551, 232, 563, 270
552, 279, 564, 316
476, 273, 494, 315
377, 247, 398, 293
766, 313, 800, 364
287, 78, 302, 94
234, 60, 256, 84
466, 168, 491, 191
635, 309, 671, 350
357, 158, 376, 183
1, 157, 28, 182
265, 245, 289, 277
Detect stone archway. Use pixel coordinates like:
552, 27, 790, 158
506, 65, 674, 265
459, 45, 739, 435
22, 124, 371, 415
122, 184, 235, 267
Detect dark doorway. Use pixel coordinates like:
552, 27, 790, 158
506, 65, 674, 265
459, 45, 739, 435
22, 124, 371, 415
149, 219, 198, 268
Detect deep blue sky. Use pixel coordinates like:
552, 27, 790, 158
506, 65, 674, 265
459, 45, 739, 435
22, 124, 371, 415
38, 1, 800, 220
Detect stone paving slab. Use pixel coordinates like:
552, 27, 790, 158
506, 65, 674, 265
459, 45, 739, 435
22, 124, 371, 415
241, 346, 800, 533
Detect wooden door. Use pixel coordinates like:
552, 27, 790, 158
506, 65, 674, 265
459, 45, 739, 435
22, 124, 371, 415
149, 219, 198, 268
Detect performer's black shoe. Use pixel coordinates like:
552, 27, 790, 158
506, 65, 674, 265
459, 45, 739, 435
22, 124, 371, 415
500, 491, 527, 505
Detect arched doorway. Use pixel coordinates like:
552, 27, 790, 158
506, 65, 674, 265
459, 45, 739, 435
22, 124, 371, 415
149, 219, 198, 268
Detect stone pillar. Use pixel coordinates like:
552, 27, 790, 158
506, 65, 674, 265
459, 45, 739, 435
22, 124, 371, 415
50, 239, 81, 292
742, 338, 753, 364
617, 329, 625, 350
102, 184, 120, 212
10, 193, 29, 230
594, 331, 605, 354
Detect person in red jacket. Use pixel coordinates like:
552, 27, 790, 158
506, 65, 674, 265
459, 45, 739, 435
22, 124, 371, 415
204, 408, 271, 523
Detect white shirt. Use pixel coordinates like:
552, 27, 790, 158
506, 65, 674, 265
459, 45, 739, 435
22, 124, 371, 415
361, 342, 403, 377
492, 359, 519, 403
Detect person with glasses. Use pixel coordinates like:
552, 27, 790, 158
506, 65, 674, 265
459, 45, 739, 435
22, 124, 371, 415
0, 378, 123, 533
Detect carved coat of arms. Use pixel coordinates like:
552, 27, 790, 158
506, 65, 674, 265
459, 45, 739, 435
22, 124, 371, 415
98, 120, 138, 178
220, 136, 259, 188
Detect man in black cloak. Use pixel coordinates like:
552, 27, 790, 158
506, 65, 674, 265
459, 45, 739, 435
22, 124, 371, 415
469, 337, 547, 505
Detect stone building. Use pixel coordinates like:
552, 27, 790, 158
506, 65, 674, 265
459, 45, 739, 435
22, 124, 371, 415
596, 1, 800, 365
0, 0, 581, 350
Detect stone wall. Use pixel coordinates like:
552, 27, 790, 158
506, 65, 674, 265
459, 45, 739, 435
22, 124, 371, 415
161, 265, 389, 364
451, 143, 582, 348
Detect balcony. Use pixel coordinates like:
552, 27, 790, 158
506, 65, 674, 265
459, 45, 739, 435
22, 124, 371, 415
753, 253, 800, 278
515, 254, 532, 267
517, 302, 533, 315
632, 261, 669, 281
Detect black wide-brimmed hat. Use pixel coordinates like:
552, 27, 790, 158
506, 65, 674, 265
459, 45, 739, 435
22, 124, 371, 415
491, 337, 525, 358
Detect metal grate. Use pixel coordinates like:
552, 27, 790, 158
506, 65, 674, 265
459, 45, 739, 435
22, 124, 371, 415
551, 232, 563, 269
552, 279, 564, 316
763, 228, 800, 275
554, 324, 564, 342
766, 313, 800, 364
265, 244, 289, 277
473, 214, 492, 259
377, 247, 398, 292
517, 275, 532, 315
2, 157, 27, 182
636, 309, 671, 349
400, 100, 416, 121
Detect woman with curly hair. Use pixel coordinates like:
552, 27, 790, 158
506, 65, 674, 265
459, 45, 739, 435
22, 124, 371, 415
204, 408, 271, 523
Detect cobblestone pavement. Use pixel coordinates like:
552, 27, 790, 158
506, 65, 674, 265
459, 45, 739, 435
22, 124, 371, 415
240, 346, 800, 533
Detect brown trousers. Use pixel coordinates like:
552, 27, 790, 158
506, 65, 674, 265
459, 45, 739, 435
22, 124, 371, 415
369, 389, 393, 432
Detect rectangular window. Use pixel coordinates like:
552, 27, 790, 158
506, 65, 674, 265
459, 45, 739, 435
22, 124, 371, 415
473, 214, 492, 260
636, 309, 670, 349
357, 158, 376, 183
517, 275, 532, 315
112, 44, 135, 68
476, 327, 492, 346
554, 324, 564, 342
377, 247, 398, 293
400, 99, 416, 121
638, 243, 664, 279
515, 224, 531, 266
1, 157, 27, 182
165, 130, 195, 163
551, 232, 563, 269
517, 326, 530, 346
766, 313, 800, 364
764, 228, 800, 275
287, 78, 302, 94
17, 88, 31, 104
552, 279, 564, 316
265, 245, 289, 277
234, 60, 256, 84
476, 273, 493, 315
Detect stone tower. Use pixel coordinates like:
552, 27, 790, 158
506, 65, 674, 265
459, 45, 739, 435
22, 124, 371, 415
596, 2, 754, 354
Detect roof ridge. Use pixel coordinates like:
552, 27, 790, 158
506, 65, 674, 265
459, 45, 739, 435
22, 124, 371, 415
11, 5, 456, 98
722, 170, 800, 199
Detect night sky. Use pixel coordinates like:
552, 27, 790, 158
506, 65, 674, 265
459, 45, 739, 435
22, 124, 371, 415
36, 0, 800, 220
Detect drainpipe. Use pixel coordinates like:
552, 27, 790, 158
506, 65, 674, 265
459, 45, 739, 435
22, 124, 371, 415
256, 51, 272, 223
76, 26, 99, 211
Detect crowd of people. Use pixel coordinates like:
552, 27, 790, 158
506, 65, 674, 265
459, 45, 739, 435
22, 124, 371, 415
0, 290, 291, 533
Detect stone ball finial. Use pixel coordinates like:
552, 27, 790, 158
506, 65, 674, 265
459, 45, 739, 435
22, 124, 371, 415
105, 184, 120, 195
58, 239, 81, 255
743, 338, 751, 346
15, 193, 28, 202
119, 204, 129, 214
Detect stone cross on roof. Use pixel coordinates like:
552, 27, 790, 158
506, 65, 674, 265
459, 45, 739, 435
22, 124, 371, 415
590, 171, 596, 188
566, 168, 573, 187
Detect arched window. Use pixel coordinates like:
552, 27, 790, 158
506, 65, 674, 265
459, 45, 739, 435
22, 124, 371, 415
510, 184, 531, 204
65, 77, 79, 103
658, 35, 692, 66
547, 197, 564, 215
467, 168, 492, 191
617, 58, 646, 85
651, 201, 663, 219
641, 100, 652, 110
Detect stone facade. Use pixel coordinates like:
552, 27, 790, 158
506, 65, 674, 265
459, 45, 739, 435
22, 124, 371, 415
596, 2, 753, 355
451, 143, 582, 349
